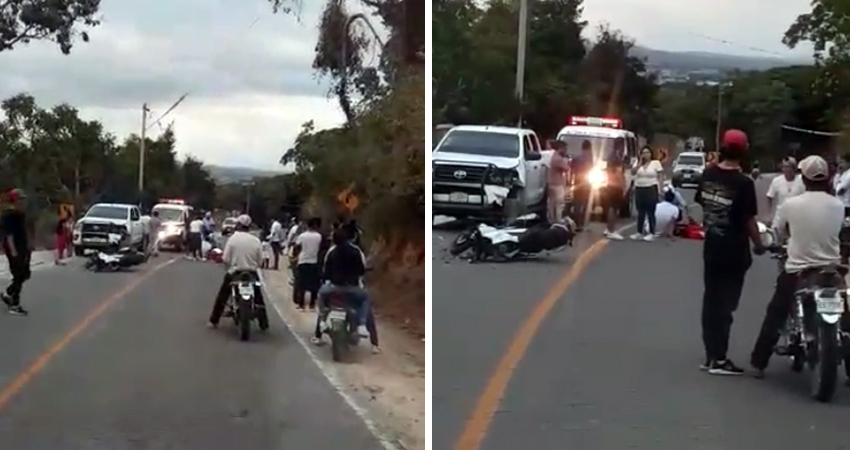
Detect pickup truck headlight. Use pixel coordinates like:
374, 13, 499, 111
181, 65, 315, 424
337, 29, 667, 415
486, 169, 519, 186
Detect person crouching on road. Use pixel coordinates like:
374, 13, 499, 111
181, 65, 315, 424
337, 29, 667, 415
547, 140, 571, 223
631, 146, 665, 241
1, 189, 31, 316
188, 213, 204, 260
291, 217, 323, 310
312, 228, 375, 346
695, 129, 764, 376
652, 189, 683, 238
207, 214, 269, 330
749, 155, 844, 378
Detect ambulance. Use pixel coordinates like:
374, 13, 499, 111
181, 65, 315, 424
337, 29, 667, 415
151, 198, 194, 251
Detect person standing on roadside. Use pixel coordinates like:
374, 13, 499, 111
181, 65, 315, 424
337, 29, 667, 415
766, 157, 805, 221
602, 137, 628, 241
148, 210, 162, 256
1, 189, 31, 316
630, 146, 664, 241
695, 129, 765, 375
833, 154, 850, 217
269, 216, 283, 270
547, 140, 571, 223
291, 217, 323, 310
570, 140, 594, 230
54, 215, 69, 265
188, 213, 204, 260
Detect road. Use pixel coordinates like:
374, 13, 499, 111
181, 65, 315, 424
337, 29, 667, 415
432, 174, 850, 450
0, 255, 383, 449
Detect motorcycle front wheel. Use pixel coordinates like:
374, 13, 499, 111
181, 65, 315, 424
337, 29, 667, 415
810, 320, 840, 402
450, 230, 475, 256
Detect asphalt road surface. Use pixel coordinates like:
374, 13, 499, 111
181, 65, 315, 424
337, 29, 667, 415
0, 256, 382, 449
432, 174, 850, 450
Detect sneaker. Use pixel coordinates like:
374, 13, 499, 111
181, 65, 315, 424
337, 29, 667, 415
310, 337, 324, 346
604, 231, 624, 241
206, 321, 218, 329
643, 234, 655, 242
708, 359, 744, 375
357, 325, 370, 338
8, 305, 28, 316
751, 365, 766, 379
371, 345, 382, 354
630, 233, 643, 240
700, 358, 712, 371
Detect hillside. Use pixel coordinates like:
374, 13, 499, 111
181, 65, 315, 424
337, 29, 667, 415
204, 165, 285, 184
632, 46, 812, 72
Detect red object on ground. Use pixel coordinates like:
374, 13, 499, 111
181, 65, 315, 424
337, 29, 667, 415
208, 248, 223, 263
681, 223, 705, 240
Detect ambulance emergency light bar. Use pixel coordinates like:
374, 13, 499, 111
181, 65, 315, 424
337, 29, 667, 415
159, 198, 186, 205
568, 116, 622, 128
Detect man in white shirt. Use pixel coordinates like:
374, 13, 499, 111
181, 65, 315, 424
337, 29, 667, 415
188, 214, 205, 260
766, 157, 805, 221
292, 217, 324, 310
833, 154, 850, 216
647, 190, 683, 237
268, 217, 283, 270
750, 155, 844, 377
207, 214, 269, 330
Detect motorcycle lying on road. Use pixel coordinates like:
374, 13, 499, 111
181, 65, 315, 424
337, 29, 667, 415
224, 270, 267, 341
84, 233, 148, 272
450, 214, 576, 262
759, 223, 850, 402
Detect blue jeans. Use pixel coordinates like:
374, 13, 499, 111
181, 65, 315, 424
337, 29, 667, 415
318, 284, 370, 326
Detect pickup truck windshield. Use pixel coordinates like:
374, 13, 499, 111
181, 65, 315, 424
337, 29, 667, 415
557, 134, 621, 160
676, 155, 704, 166
86, 205, 128, 220
435, 130, 520, 158
152, 206, 184, 222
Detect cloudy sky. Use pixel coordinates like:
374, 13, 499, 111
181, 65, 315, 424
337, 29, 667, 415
0, 0, 381, 170
582, 0, 814, 58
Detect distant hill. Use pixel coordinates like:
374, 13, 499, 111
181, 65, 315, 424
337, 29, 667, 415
205, 165, 285, 184
631, 46, 812, 72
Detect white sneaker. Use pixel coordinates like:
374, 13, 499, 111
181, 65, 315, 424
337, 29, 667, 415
643, 234, 655, 242
371, 345, 382, 354
604, 231, 624, 240
310, 337, 324, 346
630, 233, 642, 240
357, 325, 370, 338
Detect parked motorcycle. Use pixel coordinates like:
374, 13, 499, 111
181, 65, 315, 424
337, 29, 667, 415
225, 270, 266, 341
450, 214, 575, 261
84, 233, 148, 272
760, 223, 850, 402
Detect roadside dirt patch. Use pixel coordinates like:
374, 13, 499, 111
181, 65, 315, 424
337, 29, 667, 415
263, 269, 425, 450
367, 240, 425, 340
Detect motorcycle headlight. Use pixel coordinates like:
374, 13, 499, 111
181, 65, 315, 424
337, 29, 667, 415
587, 166, 608, 188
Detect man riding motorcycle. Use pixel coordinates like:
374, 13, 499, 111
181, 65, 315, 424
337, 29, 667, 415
312, 228, 371, 345
207, 214, 269, 330
749, 155, 845, 378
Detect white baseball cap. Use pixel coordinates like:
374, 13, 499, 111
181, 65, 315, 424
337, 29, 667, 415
798, 155, 829, 181
236, 214, 252, 227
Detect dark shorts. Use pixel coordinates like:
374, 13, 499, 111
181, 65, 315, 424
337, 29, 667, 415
270, 241, 282, 255
599, 186, 625, 211
188, 232, 202, 252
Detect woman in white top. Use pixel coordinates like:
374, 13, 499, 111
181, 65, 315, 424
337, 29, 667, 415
630, 146, 664, 241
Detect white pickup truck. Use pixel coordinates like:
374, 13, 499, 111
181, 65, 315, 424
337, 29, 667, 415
431, 125, 550, 221
73, 203, 147, 256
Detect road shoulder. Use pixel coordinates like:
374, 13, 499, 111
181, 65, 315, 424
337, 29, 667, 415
262, 268, 425, 450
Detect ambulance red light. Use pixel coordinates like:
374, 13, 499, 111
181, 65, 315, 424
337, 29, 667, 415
160, 198, 186, 205
568, 116, 622, 129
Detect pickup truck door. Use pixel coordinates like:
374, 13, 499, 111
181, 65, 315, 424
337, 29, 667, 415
522, 134, 545, 204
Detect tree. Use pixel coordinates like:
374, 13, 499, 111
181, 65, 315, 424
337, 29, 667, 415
784, 1, 850, 64
0, 0, 100, 54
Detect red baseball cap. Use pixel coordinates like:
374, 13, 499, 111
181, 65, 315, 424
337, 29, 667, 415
722, 129, 749, 149
6, 188, 25, 203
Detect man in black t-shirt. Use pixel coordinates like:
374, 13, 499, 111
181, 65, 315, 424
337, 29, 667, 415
0, 189, 31, 316
601, 137, 627, 240
695, 130, 764, 375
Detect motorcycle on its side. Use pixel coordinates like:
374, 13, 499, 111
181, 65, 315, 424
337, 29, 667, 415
759, 223, 850, 402
84, 233, 148, 272
450, 214, 575, 262
225, 270, 267, 341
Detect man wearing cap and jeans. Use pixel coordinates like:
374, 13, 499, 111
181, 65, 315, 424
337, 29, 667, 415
0, 189, 31, 315
750, 155, 844, 378
695, 129, 764, 375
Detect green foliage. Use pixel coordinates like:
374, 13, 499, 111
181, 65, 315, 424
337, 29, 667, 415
0, 0, 100, 54
0, 93, 217, 245
432, 0, 657, 139
784, 0, 850, 64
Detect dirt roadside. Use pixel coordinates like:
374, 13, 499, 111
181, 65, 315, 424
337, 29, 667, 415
262, 269, 425, 450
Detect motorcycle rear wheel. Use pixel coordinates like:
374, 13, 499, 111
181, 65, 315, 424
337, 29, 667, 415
810, 321, 840, 402
238, 299, 252, 342
330, 319, 348, 362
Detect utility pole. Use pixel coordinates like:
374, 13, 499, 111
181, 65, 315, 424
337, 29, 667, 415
139, 103, 149, 193
514, 0, 529, 128
715, 83, 723, 152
